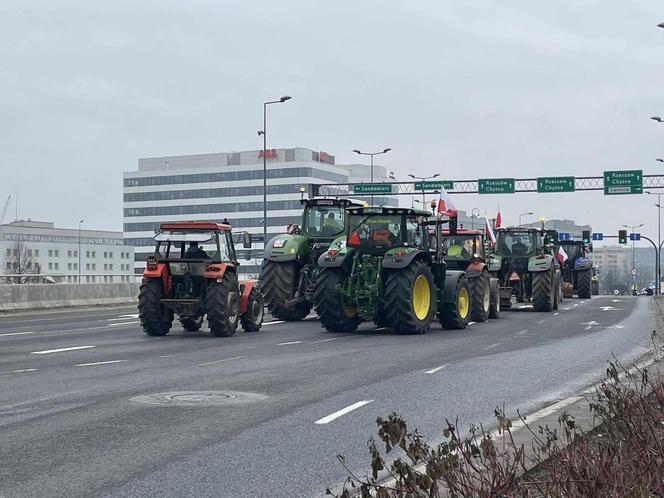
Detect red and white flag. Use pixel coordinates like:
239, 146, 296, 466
557, 245, 568, 265
495, 210, 502, 229
436, 186, 457, 217
485, 218, 496, 245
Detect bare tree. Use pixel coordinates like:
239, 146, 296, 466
3, 240, 40, 284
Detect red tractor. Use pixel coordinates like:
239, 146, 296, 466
138, 222, 263, 337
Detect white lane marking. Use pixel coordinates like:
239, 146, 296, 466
75, 360, 128, 367
159, 355, 175, 358
425, 363, 448, 374
483, 343, 501, 351
0, 368, 38, 375
263, 320, 286, 326
0, 331, 35, 337
468, 321, 476, 326
563, 307, 571, 311
600, 306, 620, 311
310, 337, 338, 344
197, 355, 247, 367
611, 299, 621, 303
537, 319, 546, 324
31, 345, 95, 355
107, 315, 139, 321
573, 304, 579, 307
515, 329, 528, 336
553, 312, 560, 316
315, 400, 374, 425
374, 327, 388, 331
277, 341, 303, 346
109, 321, 140, 327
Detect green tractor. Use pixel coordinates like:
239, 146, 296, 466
261, 197, 364, 320
488, 227, 562, 312
313, 206, 471, 334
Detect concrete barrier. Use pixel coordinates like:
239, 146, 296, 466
0, 283, 140, 312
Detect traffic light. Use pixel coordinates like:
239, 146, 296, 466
582, 230, 591, 244
618, 229, 627, 244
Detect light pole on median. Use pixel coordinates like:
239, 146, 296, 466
258, 95, 291, 251
353, 148, 392, 205
519, 212, 533, 226
78, 220, 84, 283
647, 191, 663, 294
622, 223, 644, 285
408, 173, 440, 205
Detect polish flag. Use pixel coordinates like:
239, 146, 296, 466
557, 245, 568, 265
485, 218, 496, 245
436, 186, 457, 217
495, 210, 502, 229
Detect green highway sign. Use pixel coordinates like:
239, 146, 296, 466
353, 183, 393, 194
537, 176, 575, 193
603, 170, 642, 195
413, 180, 454, 191
478, 178, 515, 194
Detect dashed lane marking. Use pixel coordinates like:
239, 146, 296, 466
197, 355, 247, 367
537, 319, 546, 324
0, 368, 38, 375
515, 329, 528, 336
109, 321, 140, 327
425, 364, 448, 374
553, 312, 560, 316
315, 400, 374, 425
483, 343, 501, 351
0, 331, 35, 337
309, 337, 338, 344
31, 345, 95, 355
263, 321, 286, 326
75, 360, 129, 367
276, 341, 303, 346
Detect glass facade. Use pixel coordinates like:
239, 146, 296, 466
125, 200, 302, 218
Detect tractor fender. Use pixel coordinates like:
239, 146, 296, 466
318, 252, 347, 268
264, 234, 309, 262
441, 270, 466, 304
528, 254, 554, 272
142, 262, 169, 292
382, 249, 429, 269
487, 254, 502, 273
574, 258, 592, 271
465, 261, 486, 279
203, 262, 233, 280
239, 279, 258, 314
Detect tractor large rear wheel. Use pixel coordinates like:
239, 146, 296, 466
439, 276, 471, 330
489, 280, 500, 319
261, 261, 311, 321
138, 279, 173, 336
313, 268, 361, 333
205, 273, 240, 337
468, 273, 490, 322
532, 269, 554, 312
577, 269, 592, 299
383, 260, 435, 334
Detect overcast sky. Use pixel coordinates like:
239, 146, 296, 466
1, 0, 663, 247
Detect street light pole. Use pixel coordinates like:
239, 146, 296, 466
647, 191, 662, 294
353, 148, 392, 205
623, 223, 644, 288
78, 220, 84, 283
471, 208, 480, 230
408, 173, 440, 204
259, 95, 291, 252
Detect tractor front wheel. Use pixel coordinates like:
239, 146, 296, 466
440, 276, 471, 330
241, 288, 264, 332
206, 273, 240, 337
138, 278, 173, 337
468, 273, 490, 322
261, 261, 311, 321
489, 280, 500, 319
384, 260, 435, 334
313, 268, 361, 333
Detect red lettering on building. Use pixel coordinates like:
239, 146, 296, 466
259, 149, 277, 159
319, 151, 328, 162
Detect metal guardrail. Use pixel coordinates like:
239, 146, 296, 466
0, 273, 141, 284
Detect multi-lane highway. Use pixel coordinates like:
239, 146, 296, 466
0, 296, 656, 498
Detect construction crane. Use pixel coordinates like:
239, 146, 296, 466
0, 195, 11, 225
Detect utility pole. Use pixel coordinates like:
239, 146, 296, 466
353, 148, 392, 205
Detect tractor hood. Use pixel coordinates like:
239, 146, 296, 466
264, 233, 309, 262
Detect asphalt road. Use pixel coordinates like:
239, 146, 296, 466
0, 295, 656, 498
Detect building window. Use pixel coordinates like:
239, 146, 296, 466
109, 252, 113, 259
74, 263, 78, 270
92, 251, 96, 258
68, 250, 72, 258
5, 249, 10, 257
68, 263, 72, 270
54, 250, 59, 257
27, 249, 32, 257
91, 276, 96, 283
104, 264, 108, 271
35, 249, 39, 257
48, 249, 53, 257
108, 276, 113, 283
227, 152, 241, 165
86, 263, 90, 270
48, 263, 53, 270
54, 263, 59, 270
285, 148, 296, 162
86, 251, 90, 258
86, 276, 90, 283
109, 264, 113, 271
92, 263, 96, 270
6, 262, 10, 271
74, 250, 77, 257
104, 252, 107, 258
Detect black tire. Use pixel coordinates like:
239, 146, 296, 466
553, 274, 560, 311
532, 269, 554, 312
592, 280, 600, 296
577, 269, 592, 299
241, 288, 264, 332
313, 268, 361, 333
138, 278, 173, 336
383, 260, 435, 334
180, 316, 203, 332
261, 261, 312, 321
468, 273, 490, 322
489, 280, 500, 319
205, 272, 240, 337
440, 276, 471, 330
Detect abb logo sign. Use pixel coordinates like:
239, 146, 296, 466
319, 151, 329, 162
259, 149, 277, 159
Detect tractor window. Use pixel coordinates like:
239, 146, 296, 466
496, 231, 536, 257
441, 235, 476, 260
154, 231, 229, 261
348, 214, 404, 252
406, 220, 422, 247
304, 205, 346, 237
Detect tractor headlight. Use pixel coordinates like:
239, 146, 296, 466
273, 240, 285, 248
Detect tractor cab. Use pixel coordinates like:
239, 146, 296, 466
295, 197, 365, 239
439, 229, 486, 271
495, 229, 541, 258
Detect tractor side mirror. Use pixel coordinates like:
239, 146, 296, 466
242, 232, 252, 249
